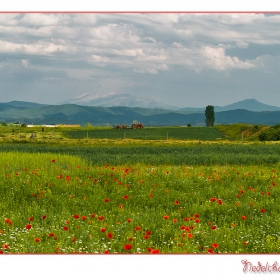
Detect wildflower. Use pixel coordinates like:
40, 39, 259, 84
188, 233, 193, 238
91, 214, 95, 218
73, 214, 79, 219
25, 224, 32, 230
49, 233, 55, 237
212, 243, 219, 249
134, 226, 141, 231
241, 215, 247, 220
123, 195, 129, 200
243, 241, 248, 245
127, 218, 132, 223
217, 199, 222, 205
146, 230, 152, 235
194, 214, 199, 218
100, 228, 106, 233
260, 208, 265, 213
65, 220, 70, 224
104, 250, 110, 254
174, 200, 180, 205
212, 225, 217, 230
147, 247, 152, 252
107, 232, 113, 239
128, 237, 133, 242
98, 216, 104, 221
104, 198, 110, 203
81, 216, 87, 221
151, 249, 160, 254
124, 244, 132, 251
52, 159, 56, 163
0, 250, 3, 254
207, 248, 214, 254
72, 237, 77, 242
63, 226, 68, 231
143, 235, 149, 239
42, 215, 47, 220
173, 219, 178, 223
149, 194, 153, 198
29, 217, 34, 221
183, 217, 189, 221
4, 218, 12, 225
2, 244, 9, 250
195, 219, 200, 223
163, 215, 169, 220
34, 238, 40, 243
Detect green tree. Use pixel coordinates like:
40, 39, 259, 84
205, 105, 215, 127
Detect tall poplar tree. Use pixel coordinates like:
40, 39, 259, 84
205, 105, 215, 127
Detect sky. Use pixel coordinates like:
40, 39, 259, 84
0, 13, 280, 108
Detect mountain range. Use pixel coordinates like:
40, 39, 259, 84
0, 98, 280, 126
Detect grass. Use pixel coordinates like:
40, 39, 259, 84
0, 152, 279, 253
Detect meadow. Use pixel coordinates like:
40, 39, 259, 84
0, 125, 280, 254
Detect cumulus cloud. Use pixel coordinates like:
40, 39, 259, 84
0, 13, 280, 106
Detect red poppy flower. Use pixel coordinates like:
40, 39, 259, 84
183, 217, 189, 221
65, 220, 70, 224
63, 226, 68, 231
207, 248, 214, 254
72, 237, 77, 242
2, 244, 9, 250
104, 250, 110, 254
188, 233, 193, 238
194, 213, 199, 217
163, 215, 169, 220
243, 241, 248, 245
149, 194, 153, 198
104, 198, 110, 203
65, 175, 71, 181
100, 228, 106, 233
217, 199, 222, 205
173, 219, 178, 223
42, 215, 47, 220
107, 232, 113, 239
127, 218, 132, 223
91, 214, 95, 218
212, 243, 219, 249
0, 250, 3, 254
147, 247, 152, 252
123, 195, 129, 200
81, 216, 87, 221
25, 224, 32, 230
143, 235, 149, 239
34, 238, 40, 242
195, 219, 200, 223
174, 200, 180, 205
146, 230, 152, 235
124, 244, 132, 250
73, 214, 79, 219
260, 208, 265, 213
29, 217, 34, 221
98, 216, 104, 221
211, 225, 217, 230
49, 233, 55, 237
52, 159, 56, 163
180, 226, 186, 230
241, 215, 247, 220
128, 237, 133, 241
210, 197, 216, 202
134, 226, 141, 231
151, 249, 160, 254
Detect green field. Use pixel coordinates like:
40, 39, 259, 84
1, 124, 280, 254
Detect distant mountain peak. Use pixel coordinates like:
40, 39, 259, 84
63, 92, 179, 110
